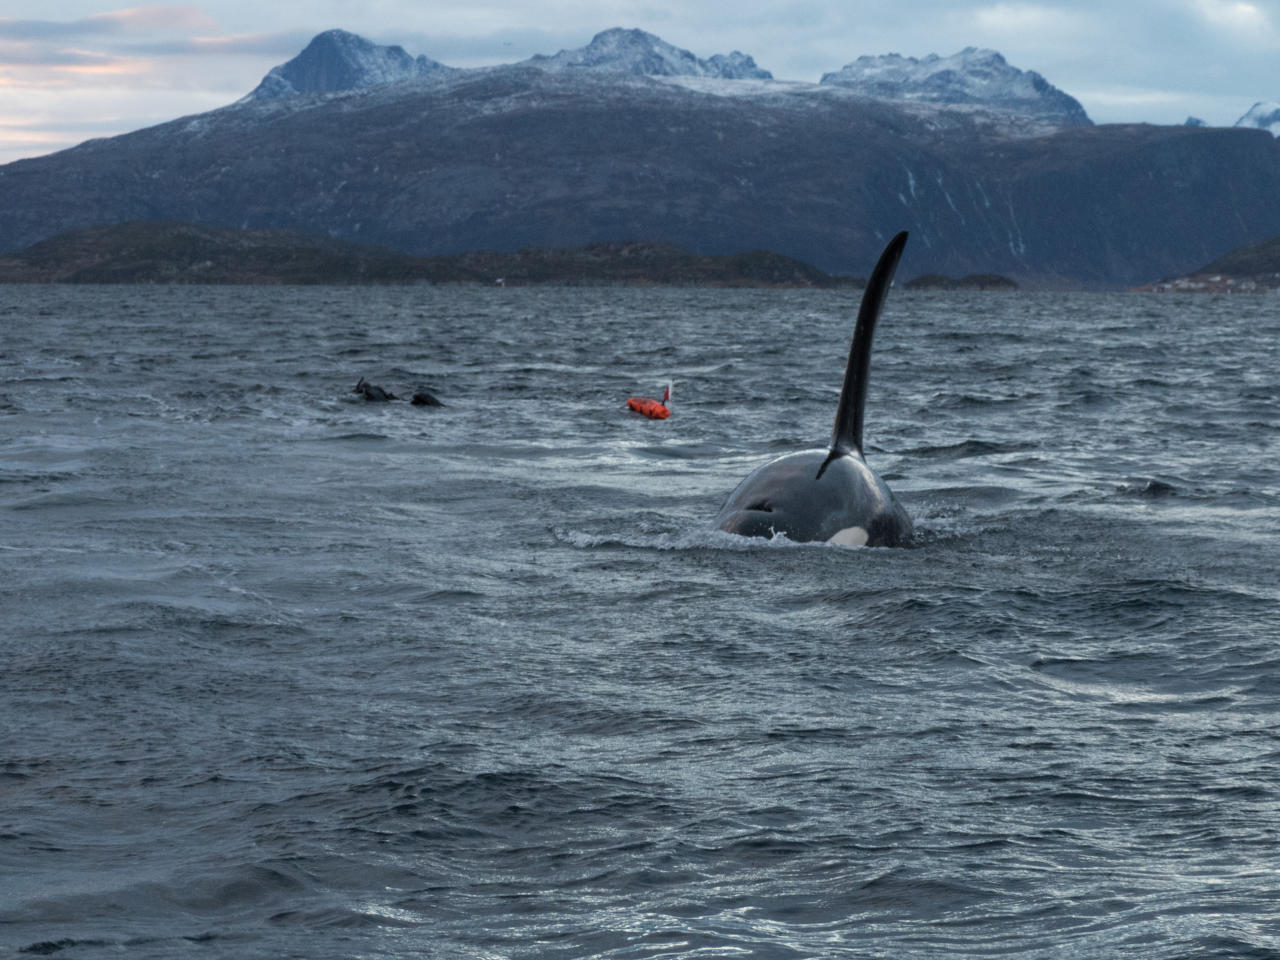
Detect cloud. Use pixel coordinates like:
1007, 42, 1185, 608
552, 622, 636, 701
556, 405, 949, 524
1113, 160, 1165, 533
1, 7, 296, 72
0, 80, 232, 163
1189, 0, 1275, 32
972, 2, 1086, 34
1073, 83, 1261, 125
94, 5, 219, 31
0, 7, 302, 93
107, 31, 311, 59
0, 42, 119, 68
1185, 0, 1280, 54
0, 6, 215, 40
0, 19, 114, 40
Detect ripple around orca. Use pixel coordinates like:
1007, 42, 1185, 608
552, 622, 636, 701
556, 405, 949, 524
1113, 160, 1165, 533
633, 443, 725, 460
904, 439, 1040, 460
321, 432, 392, 443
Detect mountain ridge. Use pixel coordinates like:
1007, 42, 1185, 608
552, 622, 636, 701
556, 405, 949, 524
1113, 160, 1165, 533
235, 27, 1075, 131
238, 28, 1280, 142
820, 47, 1091, 129
1236, 101, 1280, 136
525, 28, 772, 80
245, 29, 451, 100
233, 26, 1276, 139
3, 29, 1280, 288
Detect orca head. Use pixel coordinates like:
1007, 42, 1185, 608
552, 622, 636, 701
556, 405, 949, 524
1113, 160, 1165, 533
715, 449, 872, 544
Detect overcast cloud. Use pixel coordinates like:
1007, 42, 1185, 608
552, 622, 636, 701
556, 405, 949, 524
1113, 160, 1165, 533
0, 1, 1276, 163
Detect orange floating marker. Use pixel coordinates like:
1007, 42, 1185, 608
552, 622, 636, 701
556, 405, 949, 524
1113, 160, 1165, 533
627, 383, 671, 419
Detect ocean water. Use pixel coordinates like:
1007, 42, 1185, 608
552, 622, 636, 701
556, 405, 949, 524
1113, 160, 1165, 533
2, 283, 1278, 960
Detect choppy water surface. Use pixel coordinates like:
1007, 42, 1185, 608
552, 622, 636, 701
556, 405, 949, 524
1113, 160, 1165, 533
2, 284, 1279, 959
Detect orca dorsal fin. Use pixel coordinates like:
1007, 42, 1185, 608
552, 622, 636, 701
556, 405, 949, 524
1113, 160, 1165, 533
821, 231, 908, 475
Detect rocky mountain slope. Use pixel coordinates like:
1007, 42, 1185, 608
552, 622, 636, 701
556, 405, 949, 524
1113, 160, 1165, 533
820, 47, 1090, 132
1236, 101, 1280, 136
2, 29, 1280, 288
244, 29, 451, 100
526, 28, 771, 79
1199, 232, 1280, 275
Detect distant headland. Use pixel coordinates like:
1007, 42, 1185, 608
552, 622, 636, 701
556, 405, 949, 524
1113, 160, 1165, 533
0, 221, 873, 288
1131, 234, 1280, 292
0, 220, 999, 290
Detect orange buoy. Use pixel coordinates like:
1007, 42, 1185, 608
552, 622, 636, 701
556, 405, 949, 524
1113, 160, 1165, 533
626, 383, 671, 419
627, 396, 670, 419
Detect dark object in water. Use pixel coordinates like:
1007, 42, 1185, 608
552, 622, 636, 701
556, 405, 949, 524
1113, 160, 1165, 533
411, 391, 445, 407
713, 231, 913, 547
353, 377, 397, 402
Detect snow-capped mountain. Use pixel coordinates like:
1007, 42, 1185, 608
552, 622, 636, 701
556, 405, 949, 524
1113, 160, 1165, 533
1235, 101, 1280, 136
820, 47, 1091, 127
245, 29, 450, 100
11, 25, 1278, 289
524, 27, 772, 80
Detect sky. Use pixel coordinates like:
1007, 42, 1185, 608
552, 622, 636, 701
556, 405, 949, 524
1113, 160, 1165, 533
1, 0, 1277, 165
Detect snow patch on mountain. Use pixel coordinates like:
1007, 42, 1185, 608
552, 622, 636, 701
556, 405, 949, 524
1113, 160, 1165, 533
525, 28, 772, 80
245, 29, 451, 100
235, 28, 1089, 138
1235, 101, 1280, 136
819, 47, 1090, 127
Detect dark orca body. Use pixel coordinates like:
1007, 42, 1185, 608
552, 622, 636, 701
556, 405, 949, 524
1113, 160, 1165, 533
353, 378, 445, 407
714, 232, 913, 547
354, 377, 397, 402
411, 391, 444, 407
714, 448, 911, 547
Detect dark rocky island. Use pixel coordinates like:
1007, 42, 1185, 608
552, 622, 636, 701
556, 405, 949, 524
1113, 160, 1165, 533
0, 221, 862, 287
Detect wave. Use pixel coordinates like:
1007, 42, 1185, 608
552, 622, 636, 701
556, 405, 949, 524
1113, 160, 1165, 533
315, 431, 392, 442
553, 525, 847, 552
1115, 477, 1180, 498
903, 439, 1039, 459
6, 492, 124, 512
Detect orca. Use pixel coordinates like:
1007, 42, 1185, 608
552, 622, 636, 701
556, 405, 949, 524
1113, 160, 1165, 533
353, 378, 445, 407
353, 377, 397, 402
713, 231, 913, 547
